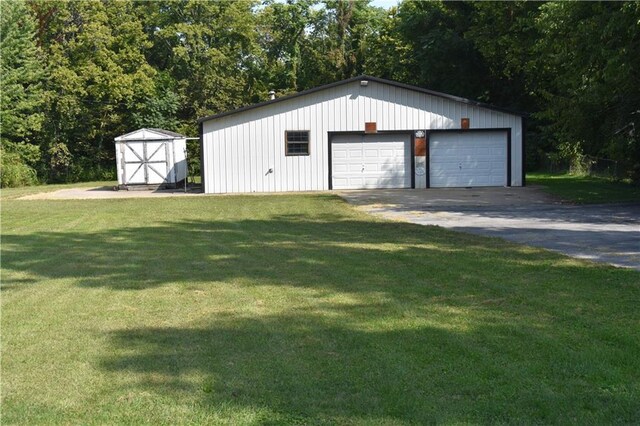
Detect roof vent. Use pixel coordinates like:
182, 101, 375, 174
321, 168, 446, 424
268, 90, 276, 100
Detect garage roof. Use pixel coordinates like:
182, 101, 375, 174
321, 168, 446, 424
198, 75, 526, 124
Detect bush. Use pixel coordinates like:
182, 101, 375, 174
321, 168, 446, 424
0, 149, 38, 187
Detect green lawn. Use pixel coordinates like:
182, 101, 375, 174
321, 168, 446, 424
2, 192, 639, 424
528, 172, 640, 204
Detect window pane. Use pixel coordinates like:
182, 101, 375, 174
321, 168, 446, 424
286, 131, 309, 155
287, 131, 309, 142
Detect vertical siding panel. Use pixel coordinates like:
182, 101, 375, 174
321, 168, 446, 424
235, 123, 242, 192
371, 86, 377, 124
315, 102, 321, 190
218, 126, 224, 193
377, 83, 384, 129
212, 127, 218, 193
388, 87, 395, 129
264, 117, 271, 192
246, 121, 253, 192
210, 129, 218, 193
231, 126, 238, 193
318, 99, 323, 190
476, 107, 484, 128
402, 88, 409, 129
248, 120, 255, 191
239, 122, 247, 192
210, 131, 217, 193
283, 110, 290, 192
257, 117, 264, 192
274, 114, 279, 192
300, 99, 306, 190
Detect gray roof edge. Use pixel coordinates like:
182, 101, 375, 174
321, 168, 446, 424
114, 128, 186, 141
197, 75, 527, 124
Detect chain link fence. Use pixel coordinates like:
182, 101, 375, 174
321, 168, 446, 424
540, 154, 623, 179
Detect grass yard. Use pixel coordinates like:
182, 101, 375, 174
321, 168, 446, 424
2, 191, 639, 424
528, 172, 640, 204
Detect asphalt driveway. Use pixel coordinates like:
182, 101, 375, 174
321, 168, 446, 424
339, 187, 640, 270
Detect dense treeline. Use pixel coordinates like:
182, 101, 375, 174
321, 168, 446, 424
1, 0, 639, 186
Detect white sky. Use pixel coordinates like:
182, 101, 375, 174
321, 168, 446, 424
369, 0, 399, 9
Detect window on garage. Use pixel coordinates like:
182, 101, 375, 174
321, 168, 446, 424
285, 131, 310, 156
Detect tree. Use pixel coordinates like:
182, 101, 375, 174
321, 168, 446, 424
533, 1, 640, 181
0, 0, 46, 186
392, 1, 490, 100
138, 0, 261, 126
32, 0, 156, 181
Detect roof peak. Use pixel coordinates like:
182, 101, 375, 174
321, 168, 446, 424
198, 75, 526, 123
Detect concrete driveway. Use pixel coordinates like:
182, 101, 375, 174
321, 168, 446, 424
339, 187, 640, 270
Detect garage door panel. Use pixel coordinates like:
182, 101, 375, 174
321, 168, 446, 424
332, 134, 411, 190
430, 131, 507, 188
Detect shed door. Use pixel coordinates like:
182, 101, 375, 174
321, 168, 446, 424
332, 133, 411, 189
429, 131, 507, 187
121, 141, 169, 185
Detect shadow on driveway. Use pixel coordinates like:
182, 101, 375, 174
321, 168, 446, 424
339, 188, 640, 270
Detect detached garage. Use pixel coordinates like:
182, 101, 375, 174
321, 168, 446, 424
198, 75, 525, 194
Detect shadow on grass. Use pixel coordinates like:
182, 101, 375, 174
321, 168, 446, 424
3, 208, 640, 422
99, 307, 640, 424
0, 213, 617, 292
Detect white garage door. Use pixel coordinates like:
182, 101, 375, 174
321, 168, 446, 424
429, 131, 507, 188
332, 133, 411, 189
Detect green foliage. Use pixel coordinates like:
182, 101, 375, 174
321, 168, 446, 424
0, 146, 39, 187
532, 2, 640, 181
45, 142, 72, 182
0, 0, 46, 149
33, 0, 157, 180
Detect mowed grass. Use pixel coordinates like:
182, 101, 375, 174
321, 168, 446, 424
528, 173, 640, 204
2, 193, 639, 424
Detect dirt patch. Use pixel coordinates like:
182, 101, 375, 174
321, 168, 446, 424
19, 186, 203, 200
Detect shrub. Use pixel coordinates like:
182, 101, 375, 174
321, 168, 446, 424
0, 148, 38, 187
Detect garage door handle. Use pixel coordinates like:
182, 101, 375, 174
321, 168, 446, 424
458, 162, 462, 169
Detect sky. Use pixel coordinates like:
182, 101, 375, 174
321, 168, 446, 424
369, 0, 399, 9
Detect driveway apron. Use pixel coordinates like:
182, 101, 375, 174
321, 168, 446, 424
339, 188, 640, 270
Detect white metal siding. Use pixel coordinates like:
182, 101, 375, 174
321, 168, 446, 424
202, 80, 523, 193
430, 131, 507, 187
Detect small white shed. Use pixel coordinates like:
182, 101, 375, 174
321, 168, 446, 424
114, 128, 187, 189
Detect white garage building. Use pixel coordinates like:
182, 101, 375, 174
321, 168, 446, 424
198, 75, 525, 194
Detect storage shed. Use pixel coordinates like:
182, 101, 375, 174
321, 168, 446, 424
198, 75, 525, 194
114, 128, 187, 189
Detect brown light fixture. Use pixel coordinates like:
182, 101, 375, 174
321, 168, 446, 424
461, 118, 470, 129
365, 122, 377, 133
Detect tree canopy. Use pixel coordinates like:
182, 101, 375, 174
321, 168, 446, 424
1, 0, 638, 185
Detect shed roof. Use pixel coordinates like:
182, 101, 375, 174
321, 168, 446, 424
114, 128, 186, 141
198, 75, 526, 124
